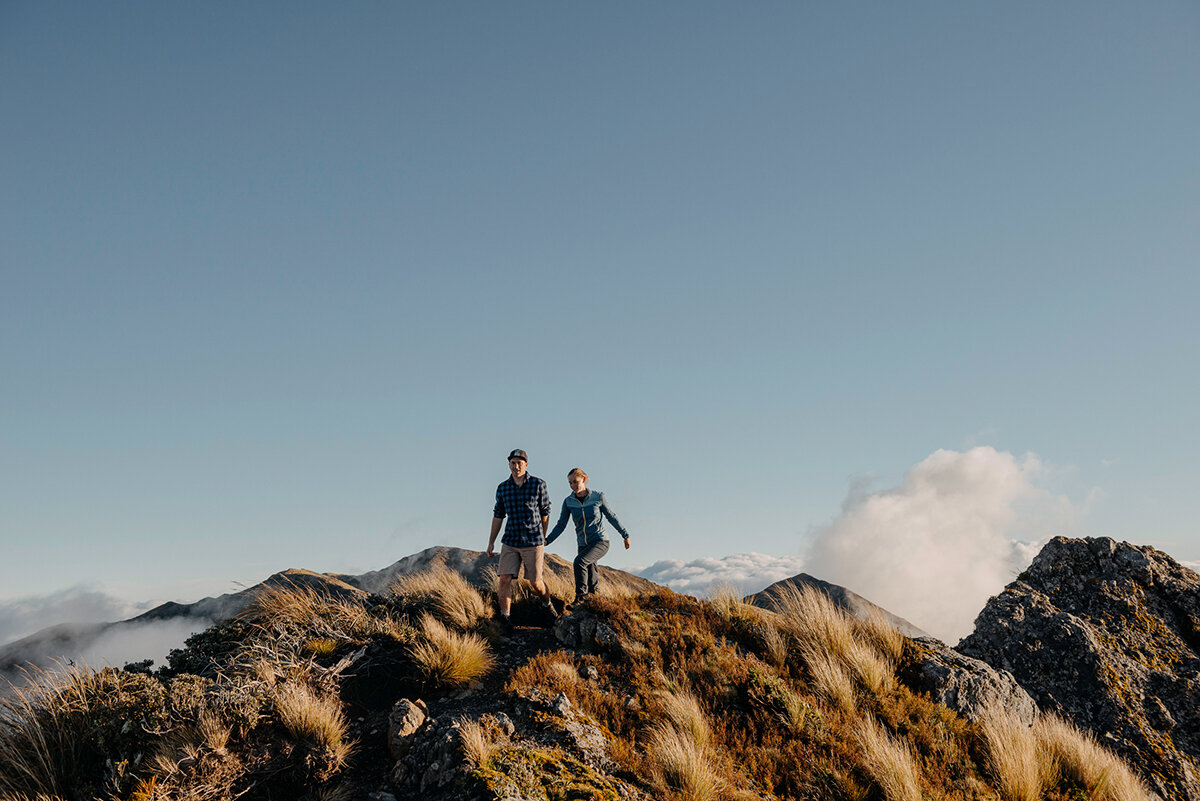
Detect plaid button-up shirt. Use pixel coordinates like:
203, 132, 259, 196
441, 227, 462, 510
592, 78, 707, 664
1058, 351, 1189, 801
493, 474, 552, 547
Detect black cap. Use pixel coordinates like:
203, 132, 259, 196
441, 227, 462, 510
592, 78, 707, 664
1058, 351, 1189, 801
508, 449, 528, 462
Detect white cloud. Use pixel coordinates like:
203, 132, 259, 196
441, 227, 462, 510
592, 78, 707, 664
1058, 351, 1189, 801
636, 552, 807, 598
1181, 560, 1200, 574
804, 446, 1076, 644
0, 586, 152, 646
76, 618, 212, 669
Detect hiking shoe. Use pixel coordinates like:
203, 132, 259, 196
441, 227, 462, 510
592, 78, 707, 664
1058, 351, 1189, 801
498, 615, 514, 635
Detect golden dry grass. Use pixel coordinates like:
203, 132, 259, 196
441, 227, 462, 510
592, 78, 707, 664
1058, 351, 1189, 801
457, 718, 493, 767
707, 583, 751, 620
272, 683, 353, 770
646, 723, 724, 801
657, 691, 712, 752
409, 614, 496, 687
798, 641, 857, 714
855, 716, 922, 801
840, 637, 895, 695
1034, 714, 1150, 801
853, 606, 906, 663
390, 565, 491, 629
767, 583, 857, 659
978, 704, 1042, 801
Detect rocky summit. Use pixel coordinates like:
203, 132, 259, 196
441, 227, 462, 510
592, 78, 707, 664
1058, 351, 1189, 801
959, 536, 1200, 800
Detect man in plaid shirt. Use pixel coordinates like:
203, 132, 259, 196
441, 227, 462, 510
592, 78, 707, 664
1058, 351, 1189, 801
487, 449, 556, 632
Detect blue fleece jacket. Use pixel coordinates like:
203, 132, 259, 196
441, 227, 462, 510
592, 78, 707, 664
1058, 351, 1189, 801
545, 490, 629, 548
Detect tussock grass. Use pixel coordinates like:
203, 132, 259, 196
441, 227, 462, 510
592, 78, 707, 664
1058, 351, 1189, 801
853, 607, 906, 663
504, 652, 580, 697
841, 637, 895, 695
767, 583, 857, 658
799, 641, 857, 713
643, 689, 724, 801
707, 583, 751, 620
457, 718, 493, 767
272, 683, 353, 770
855, 716, 922, 801
646, 723, 724, 801
1034, 714, 1150, 801
390, 565, 491, 629
409, 615, 495, 687
978, 704, 1042, 801
657, 691, 711, 752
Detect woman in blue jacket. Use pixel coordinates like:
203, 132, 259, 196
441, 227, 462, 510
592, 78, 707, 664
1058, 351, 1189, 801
545, 467, 631, 604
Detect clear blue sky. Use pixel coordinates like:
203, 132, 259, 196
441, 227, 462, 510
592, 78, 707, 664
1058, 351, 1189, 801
3, 2, 1198, 607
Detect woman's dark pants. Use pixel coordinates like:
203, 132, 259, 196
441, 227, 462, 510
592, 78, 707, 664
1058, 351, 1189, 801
574, 539, 610, 598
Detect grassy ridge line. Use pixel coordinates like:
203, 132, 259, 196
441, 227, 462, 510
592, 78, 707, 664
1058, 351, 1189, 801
1, 567, 1153, 801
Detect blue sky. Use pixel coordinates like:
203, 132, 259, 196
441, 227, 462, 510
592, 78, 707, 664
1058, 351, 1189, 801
2, 3, 1198, 636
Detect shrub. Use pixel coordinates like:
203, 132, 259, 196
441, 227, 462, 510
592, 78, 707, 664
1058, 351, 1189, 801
409, 615, 495, 687
0, 664, 169, 800
855, 716, 922, 801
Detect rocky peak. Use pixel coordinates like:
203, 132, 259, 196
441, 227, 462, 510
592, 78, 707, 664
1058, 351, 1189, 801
959, 536, 1200, 800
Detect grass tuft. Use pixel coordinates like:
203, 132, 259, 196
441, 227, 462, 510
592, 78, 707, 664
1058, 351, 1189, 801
646, 723, 724, 801
272, 683, 353, 772
390, 565, 491, 629
1034, 714, 1151, 801
855, 716, 922, 801
458, 718, 494, 767
409, 615, 496, 687
978, 704, 1042, 801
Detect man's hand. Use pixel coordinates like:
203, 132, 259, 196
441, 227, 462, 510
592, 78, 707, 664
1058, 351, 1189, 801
487, 545, 496, 558
624, 538, 631, 550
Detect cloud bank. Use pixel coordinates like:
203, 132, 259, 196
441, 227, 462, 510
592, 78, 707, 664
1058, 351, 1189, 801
637, 552, 808, 597
805, 446, 1075, 643
0, 586, 151, 646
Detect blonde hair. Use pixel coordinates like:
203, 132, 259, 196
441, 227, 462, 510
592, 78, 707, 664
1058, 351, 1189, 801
567, 468, 588, 481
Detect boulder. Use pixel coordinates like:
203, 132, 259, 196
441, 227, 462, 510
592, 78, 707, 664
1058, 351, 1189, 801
903, 637, 1037, 725
959, 536, 1200, 800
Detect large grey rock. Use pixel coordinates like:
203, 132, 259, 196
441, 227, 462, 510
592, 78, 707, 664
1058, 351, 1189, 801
906, 637, 1037, 725
960, 536, 1200, 801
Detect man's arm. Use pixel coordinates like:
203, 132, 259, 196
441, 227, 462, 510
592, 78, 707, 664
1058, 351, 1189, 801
487, 517, 503, 558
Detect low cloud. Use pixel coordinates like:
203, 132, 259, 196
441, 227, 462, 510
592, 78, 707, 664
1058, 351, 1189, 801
805, 446, 1076, 643
76, 618, 212, 669
637, 553, 807, 597
1181, 560, 1200, 574
0, 586, 152, 646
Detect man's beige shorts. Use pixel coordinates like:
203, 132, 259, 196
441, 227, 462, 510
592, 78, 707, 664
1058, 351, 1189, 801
498, 544, 544, 583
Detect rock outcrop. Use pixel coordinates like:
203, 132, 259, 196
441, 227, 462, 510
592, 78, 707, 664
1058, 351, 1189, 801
902, 636, 1038, 725
959, 536, 1200, 800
